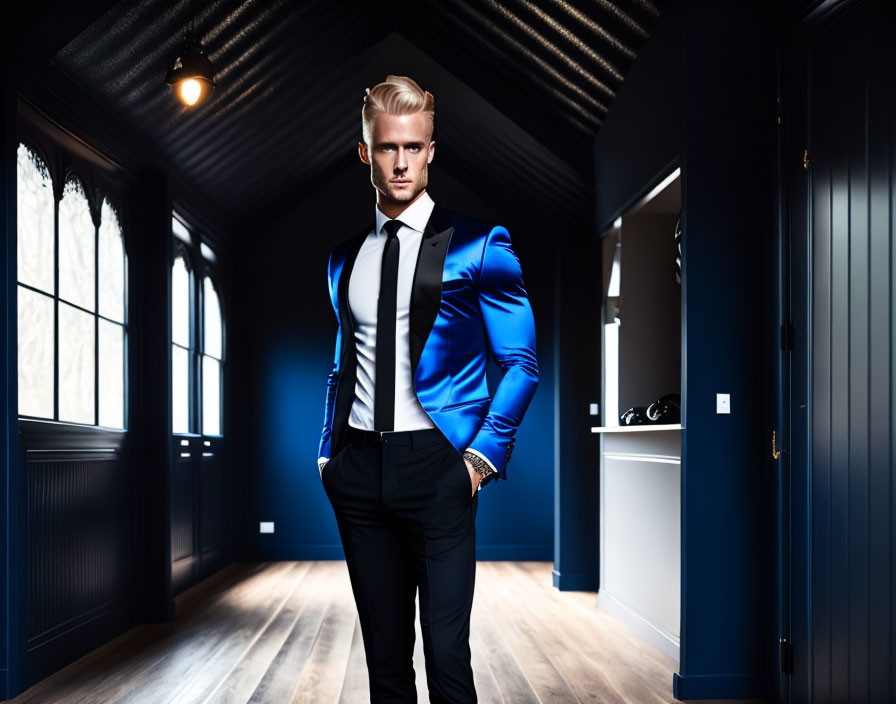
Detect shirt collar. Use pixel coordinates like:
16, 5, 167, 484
375, 190, 435, 236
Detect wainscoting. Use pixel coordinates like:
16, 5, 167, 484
19, 420, 133, 687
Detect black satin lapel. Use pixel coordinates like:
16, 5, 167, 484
409, 204, 454, 379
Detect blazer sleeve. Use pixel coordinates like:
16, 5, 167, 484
467, 226, 539, 480
318, 248, 340, 461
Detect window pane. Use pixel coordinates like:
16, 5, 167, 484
172, 344, 189, 433
17, 285, 54, 418
604, 322, 620, 426
16, 143, 54, 294
59, 301, 95, 424
203, 277, 222, 359
99, 318, 124, 429
202, 355, 220, 436
200, 241, 216, 263
59, 178, 95, 312
172, 216, 191, 244
99, 198, 125, 323
172, 255, 189, 347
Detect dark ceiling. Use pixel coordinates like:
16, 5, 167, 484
46, 0, 662, 236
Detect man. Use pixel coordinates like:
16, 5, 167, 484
317, 75, 538, 703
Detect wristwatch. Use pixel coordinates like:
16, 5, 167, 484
463, 450, 497, 487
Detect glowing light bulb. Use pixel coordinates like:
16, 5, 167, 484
180, 79, 202, 106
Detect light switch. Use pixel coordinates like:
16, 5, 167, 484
260, 522, 275, 534
716, 394, 731, 414
589, 403, 599, 415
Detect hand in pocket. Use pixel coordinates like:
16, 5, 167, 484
462, 455, 480, 498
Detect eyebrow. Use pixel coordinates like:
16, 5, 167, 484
374, 141, 425, 149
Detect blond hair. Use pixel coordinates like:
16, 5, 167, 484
361, 75, 435, 146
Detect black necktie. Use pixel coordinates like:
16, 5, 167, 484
374, 219, 402, 430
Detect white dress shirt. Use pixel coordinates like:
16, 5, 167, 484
319, 191, 497, 484
347, 190, 438, 433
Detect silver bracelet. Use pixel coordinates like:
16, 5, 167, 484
462, 451, 496, 484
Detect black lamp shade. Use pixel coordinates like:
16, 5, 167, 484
165, 30, 216, 106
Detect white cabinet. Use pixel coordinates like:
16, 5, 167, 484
592, 425, 681, 661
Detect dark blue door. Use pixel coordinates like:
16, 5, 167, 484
783, 1, 895, 702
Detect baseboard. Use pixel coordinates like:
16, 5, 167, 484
551, 568, 598, 591
597, 590, 680, 662
474, 545, 553, 561
23, 602, 130, 701
672, 671, 765, 700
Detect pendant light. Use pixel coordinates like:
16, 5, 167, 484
165, 2, 215, 108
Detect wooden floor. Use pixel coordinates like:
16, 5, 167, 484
9, 561, 767, 703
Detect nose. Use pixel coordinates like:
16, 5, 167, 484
395, 147, 408, 170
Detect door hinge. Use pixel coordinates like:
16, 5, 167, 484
781, 322, 794, 351
803, 148, 810, 170
780, 637, 794, 674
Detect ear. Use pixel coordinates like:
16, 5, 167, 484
427, 140, 435, 164
358, 141, 369, 165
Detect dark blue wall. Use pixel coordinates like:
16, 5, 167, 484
552, 228, 602, 591
678, 1, 774, 698
594, 0, 684, 231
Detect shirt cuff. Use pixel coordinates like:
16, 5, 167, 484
318, 456, 329, 473
463, 447, 497, 474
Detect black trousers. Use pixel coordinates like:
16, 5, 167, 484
322, 425, 479, 703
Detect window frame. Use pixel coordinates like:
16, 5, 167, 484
170, 211, 225, 437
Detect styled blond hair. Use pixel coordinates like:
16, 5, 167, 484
361, 75, 435, 146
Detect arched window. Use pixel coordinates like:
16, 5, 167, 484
16, 142, 128, 428
171, 214, 224, 437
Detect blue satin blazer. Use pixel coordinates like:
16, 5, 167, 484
318, 203, 538, 481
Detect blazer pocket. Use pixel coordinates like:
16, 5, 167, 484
441, 276, 474, 292
441, 396, 490, 411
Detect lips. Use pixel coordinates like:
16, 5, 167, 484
392, 180, 410, 184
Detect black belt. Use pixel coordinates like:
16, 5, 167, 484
346, 425, 446, 449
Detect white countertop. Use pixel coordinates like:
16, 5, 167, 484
591, 424, 682, 433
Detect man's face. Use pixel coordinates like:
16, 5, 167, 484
359, 111, 434, 207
